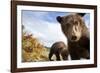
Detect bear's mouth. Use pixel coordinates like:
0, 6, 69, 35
70, 37, 80, 42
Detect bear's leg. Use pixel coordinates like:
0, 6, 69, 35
49, 52, 54, 61
69, 48, 81, 60
61, 51, 68, 60
55, 52, 60, 61
80, 49, 90, 59
62, 55, 68, 60
70, 53, 81, 60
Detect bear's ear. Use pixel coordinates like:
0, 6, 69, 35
77, 13, 86, 17
56, 16, 62, 23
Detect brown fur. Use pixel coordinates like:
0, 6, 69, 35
57, 13, 90, 60
49, 41, 69, 61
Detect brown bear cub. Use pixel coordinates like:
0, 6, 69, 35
56, 13, 90, 60
49, 41, 69, 61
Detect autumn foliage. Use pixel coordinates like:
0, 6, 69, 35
22, 32, 49, 62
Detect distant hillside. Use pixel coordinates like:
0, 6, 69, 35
44, 46, 50, 49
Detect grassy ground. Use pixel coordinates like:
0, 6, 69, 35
22, 33, 56, 62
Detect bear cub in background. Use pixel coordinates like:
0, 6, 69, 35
49, 41, 69, 61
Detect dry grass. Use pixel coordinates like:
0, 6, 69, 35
22, 33, 49, 62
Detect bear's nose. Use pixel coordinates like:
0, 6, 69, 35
71, 36, 77, 40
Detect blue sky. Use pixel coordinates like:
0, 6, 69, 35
22, 10, 90, 47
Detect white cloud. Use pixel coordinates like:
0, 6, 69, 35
23, 17, 67, 47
